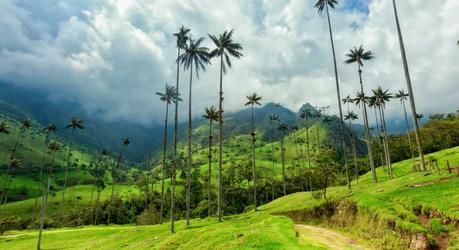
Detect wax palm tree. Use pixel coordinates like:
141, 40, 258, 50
0, 121, 9, 135
277, 122, 289, 196
179, 36, 211, 226
59, 117, 84, 221
89, 149, 107, 206
370, 87, 394, 179
156, 84, 181, 224
107, 137, 130, 224
208, 29, 243, 222
300, 109, 313, 190
268, 114, 279, 199
315, 0, 350, 189
395, 90, 415, 161
345, 46, 377, 183
344, 111, 360, 182
37, 140, 61, 250
203, 106, 219, 217
33, 123, 57, 221
391, 0, 426, 170
1, 118, 31, 206
244, 93, 262, 211
171, 25, 190, 233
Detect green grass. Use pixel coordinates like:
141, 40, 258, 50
3, 146, 459, 249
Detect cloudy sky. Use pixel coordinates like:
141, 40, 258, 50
0, 0, 458, 126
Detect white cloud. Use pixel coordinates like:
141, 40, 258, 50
0, 0, 457, 126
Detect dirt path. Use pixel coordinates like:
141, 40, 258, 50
295, 224, 373, 250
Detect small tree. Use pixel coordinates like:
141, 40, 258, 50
311, 149, 340, 202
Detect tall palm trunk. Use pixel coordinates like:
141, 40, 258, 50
391, 0, 425, 170
250, 104, 257, 211
94, 190, 101, 225
325, 4, 350, 189
217, 54, 224, 222
1, 127, 25, 206
347, 119, 359, 182
107, 146, 125, 224
186, 66, 193, 226
207, 120, 213, 217
270, 120, 276, 200
304, 116, 312, 190
160, 101, 169, 224
37, 149, 56, 250
401, 100, 415, 160
280, 136, 286, 196
374, 108, 386, 167
59, 129, 75, 221
357, 65, 377, 183
33, 133, 50, 221
171, 47, 181, 232
315, 124, 320, 148
379, 107, 393, 179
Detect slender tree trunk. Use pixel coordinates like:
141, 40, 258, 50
1, 128, 24, 206
270, 120, 276, 200
186, 65, 193, 226
315, 124, 320, 148
280, 137, 286, 196
325, 4, 350, 187
89, 184, 95, 206
107, 146, 125, 224
374, 107, 386, 168
217, 54, 224, 222
94, 191, 101, 225
250, 104, 257, 211
391, 0, 425, 171
33, 133, 50, 221
59, 129, 75, 222
160, 101, 169, 224
37, 150, 55, 250
380, 107, 393, 179
348, 119, 359, 182
401, 100, 415, 160
357, 65, 377, 183
171, 47, 181, 232
304, 117, 312, 190
207, 121, 213, 217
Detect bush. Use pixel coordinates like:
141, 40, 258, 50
136, 206, 160, 225
0, 216, 24, 234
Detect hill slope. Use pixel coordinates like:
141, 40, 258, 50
2, 146, 458, 249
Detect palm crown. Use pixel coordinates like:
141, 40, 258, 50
48, 140, 62, 152
21, 118, 32, 130
245, 93, 262, 106
342, 95, 354, 105
0, 121, 10, 135
277, 123, 289, 133
66, 117, 84, 130
314, 0, 338, 13
344, 111, 359, 121
173, 25, 190, 49
122, 137, 130, 146
269, 114, 279, 122
208, 30, 243, 74
179, 37, 211, 78
202, 106, 219, 122
394, 89, 409, 102
345, 45, 374, 66
156, 84, 182, 104
370, 87, 393, 108
43, 123, 57, 134
354, 91, 370, 107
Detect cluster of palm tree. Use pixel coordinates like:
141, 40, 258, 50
317, 0, 425, 184
157, 26, 242, 232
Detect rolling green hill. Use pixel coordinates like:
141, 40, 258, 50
1, 146, 458, 249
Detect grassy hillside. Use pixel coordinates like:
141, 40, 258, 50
2, 146, 458, 249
